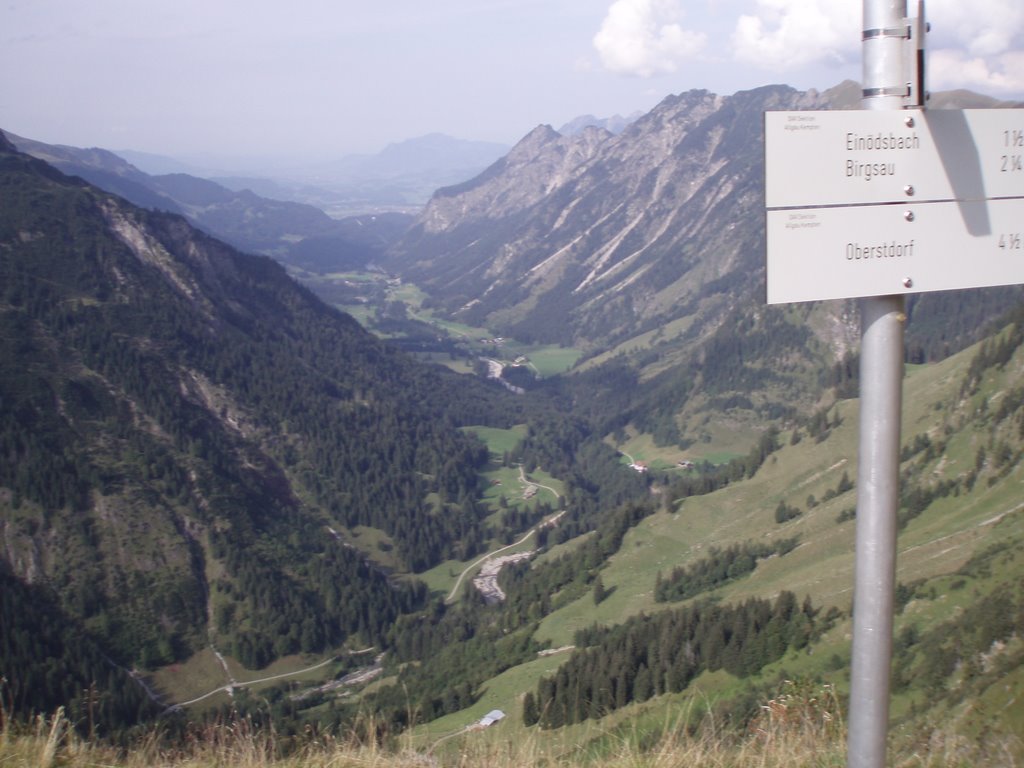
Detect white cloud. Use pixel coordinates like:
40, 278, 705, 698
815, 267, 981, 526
924, 0, 1024, 93
593, 0, 706, 77
729, 0, 1023, 96
732, 0, 858, 72
929, 49, 1024, 94
927, 0, 1024, 58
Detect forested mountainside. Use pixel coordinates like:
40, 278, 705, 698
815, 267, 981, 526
0, 133, 527, 719
1, 130, 412, 272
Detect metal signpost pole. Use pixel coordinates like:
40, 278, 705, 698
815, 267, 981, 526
847, 1, 909, 766
847, 296, 902, 768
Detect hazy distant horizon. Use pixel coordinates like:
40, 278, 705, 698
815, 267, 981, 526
3, 1, 1021, 162
108, 132, 513, 179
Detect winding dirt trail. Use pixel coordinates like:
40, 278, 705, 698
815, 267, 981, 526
166, 654, 339, 712
445, 466, 564, 603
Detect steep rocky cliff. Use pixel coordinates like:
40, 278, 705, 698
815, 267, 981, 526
387, 84, 828, 348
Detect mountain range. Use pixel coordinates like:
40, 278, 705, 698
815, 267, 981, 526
1, 129, 412, 273
386, 82, 1022, 353
122, 133, 511, 216
381, 82, 1023, 450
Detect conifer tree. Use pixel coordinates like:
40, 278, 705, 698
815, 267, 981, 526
522, 691, 539, 726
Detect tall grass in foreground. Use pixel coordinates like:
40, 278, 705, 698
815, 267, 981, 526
1, 686, 1018, 768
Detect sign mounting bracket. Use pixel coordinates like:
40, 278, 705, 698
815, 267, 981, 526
903, 0, 927, 108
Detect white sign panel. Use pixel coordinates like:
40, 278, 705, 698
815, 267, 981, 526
766, 197, 1024, 304
765, 109, 1024, 208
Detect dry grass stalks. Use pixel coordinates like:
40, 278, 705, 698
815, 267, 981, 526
0, 686, 1017, 768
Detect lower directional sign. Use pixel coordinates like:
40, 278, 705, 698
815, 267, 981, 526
766, 197, 1024, 304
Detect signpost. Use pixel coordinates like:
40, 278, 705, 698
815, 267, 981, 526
762, 2, 1024, 767
766, 109, 1024, 304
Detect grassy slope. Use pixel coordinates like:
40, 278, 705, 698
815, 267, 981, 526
420, 332, 1024, 757
556, 334, 1020, 640
143, 332, 1023, 759
10, 337, 1022, 765
302, 270, 585, 377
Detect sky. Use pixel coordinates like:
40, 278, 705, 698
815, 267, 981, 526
2, 0, 1022, 169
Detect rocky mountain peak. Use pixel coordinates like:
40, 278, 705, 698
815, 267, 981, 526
386, 84, 826, 346
418, 122, 615, 236
510, 124, 563, 154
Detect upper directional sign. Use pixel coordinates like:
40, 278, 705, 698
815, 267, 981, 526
765, 109, 1024, 209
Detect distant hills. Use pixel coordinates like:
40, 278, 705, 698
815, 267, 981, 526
558, 111, 642, 136
121, 133, 512, 217
286, 133, 511, 216
1, 129, 412, 272
316, 133, 511, 183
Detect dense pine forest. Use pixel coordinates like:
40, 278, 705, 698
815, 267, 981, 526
0, 135, 670, 735
0, 136, 517, 716
530, 591, 822, 728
